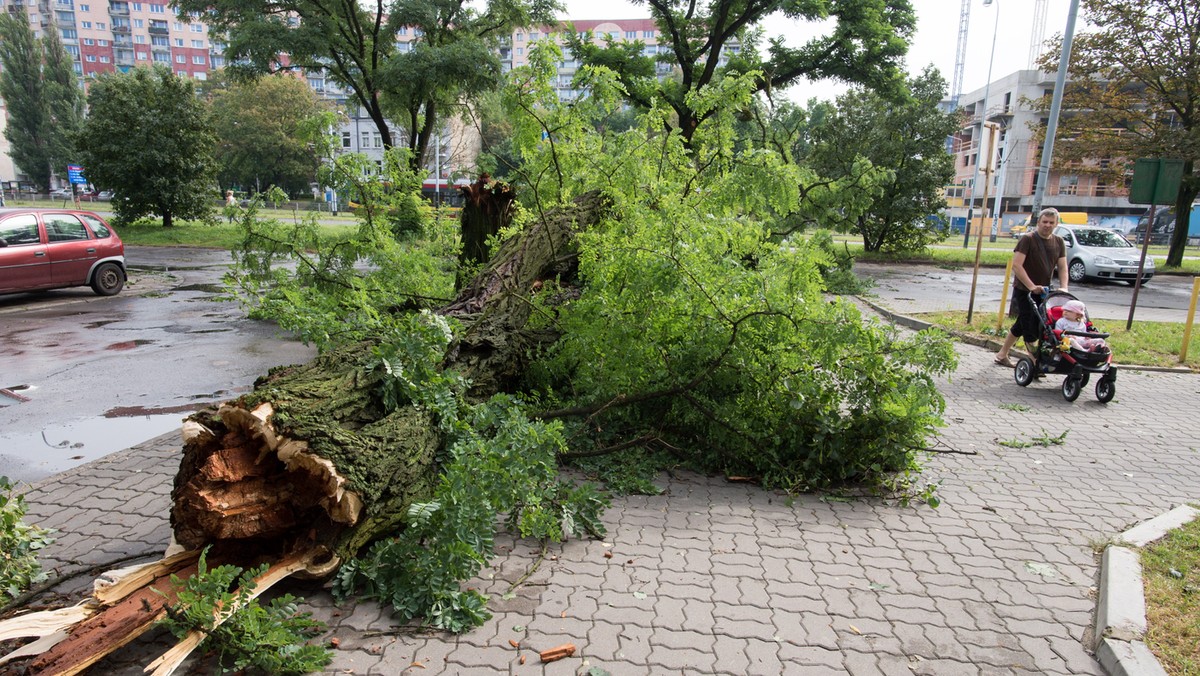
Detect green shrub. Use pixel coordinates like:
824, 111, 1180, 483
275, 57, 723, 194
0, 476, 54, 604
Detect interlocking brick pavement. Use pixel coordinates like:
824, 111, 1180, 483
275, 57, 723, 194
13, 308, 1200, 674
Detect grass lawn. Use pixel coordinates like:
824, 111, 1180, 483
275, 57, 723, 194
910, 310, 1200, 371
1142, 512, 1200, 675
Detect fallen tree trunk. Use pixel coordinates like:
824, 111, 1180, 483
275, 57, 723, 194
170, 191, 606, 569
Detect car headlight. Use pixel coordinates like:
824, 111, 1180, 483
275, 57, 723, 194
1094, 255, 1114, 265
1146, 258, 1155, 268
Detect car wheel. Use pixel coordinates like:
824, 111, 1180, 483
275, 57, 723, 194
1096, 378, 1115, 404
1062, 376, 1082, 402
90, 262, 124, 296
1068, 259, 1087, 284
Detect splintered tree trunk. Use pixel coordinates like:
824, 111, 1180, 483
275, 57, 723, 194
457, 174, 516, 276
169, 191, 606, 572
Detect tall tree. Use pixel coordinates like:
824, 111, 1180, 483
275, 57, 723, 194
1038, 0, 1200, 267
76, 66, 218, 228
567, 0, 915, 146
39, 26, 84, 181
803, 67, 960, 252
205, 73, 332, 195
175, 0, 559, 172
0, 12, 83, 190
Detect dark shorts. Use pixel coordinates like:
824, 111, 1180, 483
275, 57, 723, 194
1009, 289, 1041, 344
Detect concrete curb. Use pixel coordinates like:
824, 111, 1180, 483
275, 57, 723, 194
854, 295, 1196, 374
1094, 505, 1200, 676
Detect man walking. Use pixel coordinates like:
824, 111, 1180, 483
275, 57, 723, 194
994, 208, 1069, 366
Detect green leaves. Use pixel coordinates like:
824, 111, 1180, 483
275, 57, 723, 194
0, 477, 54, 605
158, 549, 331, 675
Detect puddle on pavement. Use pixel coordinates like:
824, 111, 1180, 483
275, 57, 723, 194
0, 413, 186, 484
84, 320, 121, 329
171, 283, 225, 293
105, 339, 155, 351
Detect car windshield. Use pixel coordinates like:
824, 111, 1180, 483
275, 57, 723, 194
1073, 229, 1131, 248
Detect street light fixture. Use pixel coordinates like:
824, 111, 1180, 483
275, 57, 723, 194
962, 0, 1001, 249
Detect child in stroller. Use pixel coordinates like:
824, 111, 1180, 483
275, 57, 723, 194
1012, 291, 1117, 403
1053, 300, 1109, 354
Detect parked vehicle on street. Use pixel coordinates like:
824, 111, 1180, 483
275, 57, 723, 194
1055, 224, 1154, 285
81, 190, 114, 202
1131, 204, 1200, 245
0, 208, 126, 296
49, 187, 75, 199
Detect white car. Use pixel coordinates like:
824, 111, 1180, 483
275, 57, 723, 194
1055, 225, 1155, 285
50, 187, 75, 199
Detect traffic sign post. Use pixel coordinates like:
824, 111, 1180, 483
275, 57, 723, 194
1126, 158, 1184, 330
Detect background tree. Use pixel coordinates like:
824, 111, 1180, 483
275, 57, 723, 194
76, 66, 218, 227
177, 0, 559, 172
566, 0, 915, 146
1037, 0, 1200, 267
205, 73, 332, 196
802, 68, 959, 252
39, 27, 83, 183
0, 11, 82, 191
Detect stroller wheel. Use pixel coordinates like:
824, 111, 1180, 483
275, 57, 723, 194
1062, 376, 1083, 402
1096, 378, 1116, 404
1014, 357, 1035, 387
1079, 372, 1090, 388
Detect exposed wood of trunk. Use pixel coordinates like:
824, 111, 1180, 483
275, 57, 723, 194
27, 555, 201, 675
169, 191, 607, 567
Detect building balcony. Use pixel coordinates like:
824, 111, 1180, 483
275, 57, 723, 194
109, 4, 129, 15
148, 26, 169, 35
111, 24, 131, 34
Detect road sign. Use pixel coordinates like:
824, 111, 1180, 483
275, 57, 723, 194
66, 164, 87, 185
1129, 158, 1184, 205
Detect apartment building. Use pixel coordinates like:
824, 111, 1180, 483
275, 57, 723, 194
948, 69, 1144, 234
0, 7, 708, 190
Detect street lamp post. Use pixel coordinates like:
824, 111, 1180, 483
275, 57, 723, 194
962, 0, 1001, 248
1030, 0, 1082, 218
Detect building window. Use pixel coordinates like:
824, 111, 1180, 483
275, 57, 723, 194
516, 47, 522, 56
192, 55, 204, 64
136, 51, 147, 60
530, 32, 539, 40
1058, 175, 1079, 195
79, 3, 89, 9
643, 30, 655, 38
134, 19, 143, 27
153, 53, 169, 62
98, 39, 108, 46
99, 55, 109, 63
191, 39, 203, 48
132, 3, 142, 10
397, 26, 408, 35
173, 22, 182, 30
61, 29, 77, 39
515, 32, 523, 41
150, 3, 165, 13
191, 24, 203, 32
86, 55, 96, 62
135, 35, 146, 43
81, 20, 92, 28
174, 38, 183, 46
625, 31, 636, 38
361, 131, 370, 147
175, 54, 185, 63
152, 36, 167, 46
95, 21, 105, 29
83, 37, 94, 45
341, 132, 351, 148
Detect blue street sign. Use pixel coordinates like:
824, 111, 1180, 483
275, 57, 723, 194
67, 164, 87, 184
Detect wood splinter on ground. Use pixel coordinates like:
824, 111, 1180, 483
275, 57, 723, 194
539, 643, 577, 662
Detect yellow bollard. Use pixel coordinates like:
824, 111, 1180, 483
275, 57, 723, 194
1181, 277, 1200, 363
997, 257, 1014, 332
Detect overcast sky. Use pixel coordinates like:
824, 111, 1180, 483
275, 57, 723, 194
558, 0, 1078, 103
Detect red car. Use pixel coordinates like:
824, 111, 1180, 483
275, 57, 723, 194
0, 208, 126, 296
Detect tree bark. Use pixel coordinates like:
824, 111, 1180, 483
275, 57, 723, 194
169, 191, 607, 571
457, 174, 516, 286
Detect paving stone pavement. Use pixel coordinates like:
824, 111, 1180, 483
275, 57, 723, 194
13, 311, 1200, 675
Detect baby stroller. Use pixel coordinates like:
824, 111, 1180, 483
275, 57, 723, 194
1013, 291, 1117, 403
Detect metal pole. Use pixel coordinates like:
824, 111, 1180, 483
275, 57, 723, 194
962, 0, 1001, 248
968, 122, 999, 324
1030, 0, 1081, 218
1126, 204, 1156, 330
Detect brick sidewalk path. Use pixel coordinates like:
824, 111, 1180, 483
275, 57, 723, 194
17, 331, 1199, 674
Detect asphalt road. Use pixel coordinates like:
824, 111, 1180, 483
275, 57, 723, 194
0, 246, 315, 483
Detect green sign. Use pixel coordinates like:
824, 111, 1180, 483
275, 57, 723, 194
1129, 158, 1184, 205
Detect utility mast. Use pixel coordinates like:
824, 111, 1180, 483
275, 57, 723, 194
950, 0, 972, 105
1029, 0, 1049, 68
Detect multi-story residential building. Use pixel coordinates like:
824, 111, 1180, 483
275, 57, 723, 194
948, 69, 1145, 234
0, 8, 714, 193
